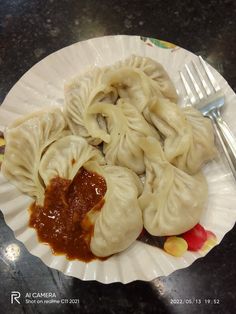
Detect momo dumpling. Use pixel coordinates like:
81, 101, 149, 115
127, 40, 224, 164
147, 98, 216, 174
64, 67, 117, 144
84, 162, 143, 257
138, 137, 208, 236
2, 108, 66, 204
88, 99, 160, 174
39, 140, 143, 257
39, 135, 105, 185
177, 105, 216, 173
113, 54, 178, 102
147, 97, 192, 162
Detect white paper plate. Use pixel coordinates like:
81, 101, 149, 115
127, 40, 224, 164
0, 35, 236, 284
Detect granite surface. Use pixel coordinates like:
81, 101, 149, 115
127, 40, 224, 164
0, 0, 236, 313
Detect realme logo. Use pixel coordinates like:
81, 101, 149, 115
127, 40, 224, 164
11, 291, 21, 304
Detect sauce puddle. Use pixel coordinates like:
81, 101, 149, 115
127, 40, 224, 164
29, 167, 107, 262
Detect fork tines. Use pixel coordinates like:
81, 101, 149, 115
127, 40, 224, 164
180, 56, 221, 105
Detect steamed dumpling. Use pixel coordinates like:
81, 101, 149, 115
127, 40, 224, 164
64, 67, 117, 144
84, 161, 143, 257
178, 105, 216, 173
89, 99, 160, 174
138, 137, 208, 236
147, 97, 191, 162
147, 98, 216, 174
39, 139, 143, 257
2, 108, 66, 204
38, 137, 143, 257
39, 135, 105, 185
113, 54, 178, 102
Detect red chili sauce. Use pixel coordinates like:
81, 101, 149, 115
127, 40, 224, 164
29, 167, 107, 262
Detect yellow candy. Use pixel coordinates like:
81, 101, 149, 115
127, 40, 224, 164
164, 236, 188, 257
201, 238, 217, 252
0, 138, 5, 146
200, 230, 217, 252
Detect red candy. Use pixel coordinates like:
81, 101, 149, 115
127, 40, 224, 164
182, 223, 207, 251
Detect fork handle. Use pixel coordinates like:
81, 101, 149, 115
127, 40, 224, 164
209, 109, 236, 180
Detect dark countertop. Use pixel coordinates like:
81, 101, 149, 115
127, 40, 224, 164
0, 0, 236, 313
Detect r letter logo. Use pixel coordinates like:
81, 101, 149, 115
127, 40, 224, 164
11, 291, 21, 304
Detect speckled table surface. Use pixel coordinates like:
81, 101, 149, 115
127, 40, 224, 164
0, 0, 236, 313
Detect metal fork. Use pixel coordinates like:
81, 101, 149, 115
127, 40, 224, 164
180, 56, 236, 180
